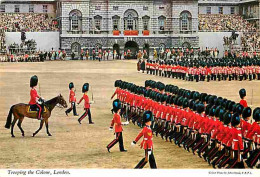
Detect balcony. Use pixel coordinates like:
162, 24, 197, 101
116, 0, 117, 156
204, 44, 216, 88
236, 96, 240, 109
113, 30, 120, 36
143, 30, 150, 36
124, 30, 139, 36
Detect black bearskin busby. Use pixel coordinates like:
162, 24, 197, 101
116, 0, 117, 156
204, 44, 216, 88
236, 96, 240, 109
242, 107, 252, 119
239, 88, 246, 99
143, 111, 153, 125
82, 83, 89, 93
231, 113, 240, 127
69, 82, 74, 89
112, 99, 121, 113
30, 75, 38, 88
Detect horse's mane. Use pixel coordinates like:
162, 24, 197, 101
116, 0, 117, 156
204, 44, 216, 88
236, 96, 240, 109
45, 96, 58, 105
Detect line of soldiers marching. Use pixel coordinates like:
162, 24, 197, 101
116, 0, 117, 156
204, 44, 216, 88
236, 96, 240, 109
145, 58, 260, 82
113, 79, 260, 169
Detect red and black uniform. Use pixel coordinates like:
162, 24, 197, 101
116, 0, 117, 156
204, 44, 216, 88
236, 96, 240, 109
65, 90, 78, 116
227, 127, 245, 168
78, 93, 93, 124
239, 99, 248, 108
29, 88, 42, 120
107, 113, 125, 152
134, 125, 157, 169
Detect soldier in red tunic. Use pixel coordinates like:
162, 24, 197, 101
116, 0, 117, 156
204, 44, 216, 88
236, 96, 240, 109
65, 82, 78, 116
77, 83, 94, 124
29, 75, 44, 120
132, 111, 157, 169
226, 113, 245, 168
239, 89, 248, 108
107, 99, 128, 152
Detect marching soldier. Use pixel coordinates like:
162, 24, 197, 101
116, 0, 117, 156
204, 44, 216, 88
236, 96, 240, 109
65, 82, 78, 116
77, 83, 94, 124
131, 111, 157, 169
239, 89, 248, 108
107, 99, 128, 152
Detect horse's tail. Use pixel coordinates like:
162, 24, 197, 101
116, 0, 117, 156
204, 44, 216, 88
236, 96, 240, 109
5, 105, 15, 129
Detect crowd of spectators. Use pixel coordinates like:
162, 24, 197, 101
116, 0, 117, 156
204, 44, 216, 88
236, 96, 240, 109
0, 13, 58, 53
199, 14, 260, 53
199, 14, 256, 32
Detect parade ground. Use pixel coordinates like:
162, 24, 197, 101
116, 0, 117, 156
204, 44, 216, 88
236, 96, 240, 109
0, 60, 260, 169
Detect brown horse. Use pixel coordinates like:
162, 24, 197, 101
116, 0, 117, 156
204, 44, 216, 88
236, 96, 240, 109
5, 94, 67, 137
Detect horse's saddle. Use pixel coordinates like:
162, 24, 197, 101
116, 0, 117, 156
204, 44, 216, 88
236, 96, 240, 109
28, 105, 47, 113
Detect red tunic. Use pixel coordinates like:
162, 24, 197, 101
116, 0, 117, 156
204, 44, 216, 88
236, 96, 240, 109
78, 94, 90, 109
230, 127, 244, 151
110, 113, 123, 133
239, 99, 248, 108
135, 126, 153, 149
29, 88, 40, 105
246, 122, 260, 143
69, 90, 76, 103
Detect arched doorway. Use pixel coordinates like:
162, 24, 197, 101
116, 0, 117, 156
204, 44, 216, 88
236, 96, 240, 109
113, 44, 120, 54
71, 42, 81, 58
125, 41, 139, 59
143, 43, 150, 59
113, 44, 120, 59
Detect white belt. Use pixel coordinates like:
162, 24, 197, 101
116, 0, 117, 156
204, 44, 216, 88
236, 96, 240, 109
233, 139, 238, 142
144, 138, 152, 140
257, 135, 260, 137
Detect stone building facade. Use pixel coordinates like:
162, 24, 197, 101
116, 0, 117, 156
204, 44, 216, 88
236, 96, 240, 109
58, 0, 199, 56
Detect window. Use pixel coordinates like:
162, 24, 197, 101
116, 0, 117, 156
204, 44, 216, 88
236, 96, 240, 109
0, 5, 5, 13
143, 16, 150, 30
143, 6, 148, 11
70, 10, 82, 31
206, 7, 211, 14
15, 5, 20, 13
158, 16, 166, 30
113, 6, 118, 11
29, 5, 34, 13
95, 6, 101, 10
43, 5, 48, 13
124, 10, 138, 30
159, 6, 165, 10
230, 7, 235, 14
112, 16, 120, 30
126, 14, 134, 30
180, 11, 192, 31
218, 7, 223, 14
94, 16, 102, 30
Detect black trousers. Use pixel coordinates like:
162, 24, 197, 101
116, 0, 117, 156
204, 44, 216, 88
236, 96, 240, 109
107, 132, 125, 151
78, 108, 93, 123
66, 102, 77, 116
135, 149, 157, 169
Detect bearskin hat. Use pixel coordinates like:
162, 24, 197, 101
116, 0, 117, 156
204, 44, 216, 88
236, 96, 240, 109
30, 75, 38, 88
200, 93, 208, 103
112, 99, 121, 113
69, 82, 74, 89
196, 103, 205, 114
231, 113, 240, 127
82, 83, 89, 93
253, 108, 260, 122
143, 111, 153, 124
242, 107, 252, 119
189, 99, 195, 110
182, 98, 189, 108
239, 88, 246, 99
223, 112, 232, 125
209, 106, 216, 117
